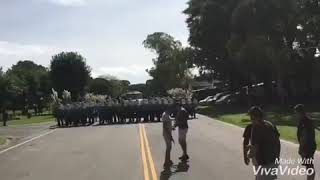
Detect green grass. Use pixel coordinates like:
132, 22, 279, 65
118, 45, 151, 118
7, 115, 55, 126
0, 136, 6, 145
199, 106, 320, 150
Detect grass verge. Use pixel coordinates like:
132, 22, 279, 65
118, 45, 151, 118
0, 136, 6, 145
7, 115, 55, 126
198, 106, 320, 150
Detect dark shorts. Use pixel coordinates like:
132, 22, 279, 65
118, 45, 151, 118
300, 153, 315, 167
178, 128, 188, 142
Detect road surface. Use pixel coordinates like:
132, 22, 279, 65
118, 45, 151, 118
0, 115, 319, 180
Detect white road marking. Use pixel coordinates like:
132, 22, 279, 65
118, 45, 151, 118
0, 130, 56, 155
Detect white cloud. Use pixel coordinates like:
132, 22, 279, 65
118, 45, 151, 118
0, 41, 58, 56
0, 0, 188, 83
0, 41, 61, 70
0, 40, 151, 83
46, 0, 86, 6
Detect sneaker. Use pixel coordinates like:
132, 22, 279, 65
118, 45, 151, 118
179, 155, 189, 160
163, 160, 173, 167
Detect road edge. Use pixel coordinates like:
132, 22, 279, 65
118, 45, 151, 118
0, 129, 56, 155
197, 114, 320, 155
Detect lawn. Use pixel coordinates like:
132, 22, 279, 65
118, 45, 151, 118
198, 106, 320, 150
0, 136, 6, 145
7, 114, 55, 126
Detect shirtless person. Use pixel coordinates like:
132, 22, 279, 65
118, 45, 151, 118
162, 108, 174, 167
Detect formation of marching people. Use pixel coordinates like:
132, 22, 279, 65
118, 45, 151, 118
243, 105, 320, 180
53, 97, 198, 127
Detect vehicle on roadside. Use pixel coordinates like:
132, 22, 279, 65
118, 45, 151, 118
199, 92, 235, 105
215, 94, 232, 105
199, 96, 214, 105
212, 92, 229, 102
215, 92, 241, 105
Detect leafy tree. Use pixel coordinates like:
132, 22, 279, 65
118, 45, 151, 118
0, 68, 11, 110
88, 78, 112, 95
50, 52, 91, 101
128, 84, 147, 94
143, 32, 192, 95
6, 60, 50, 112
184, 0, 320, 104
295, 0, 320, 99
97, 75, 130, 97
184, 0, 237, 80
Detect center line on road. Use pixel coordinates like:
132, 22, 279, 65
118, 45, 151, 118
139, 124, 150, 180
142, 124, 158, 180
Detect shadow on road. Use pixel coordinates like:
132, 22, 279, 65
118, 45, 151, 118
175, 160, 190, 172
160, 160, 190, 180
160, 168, 172, 180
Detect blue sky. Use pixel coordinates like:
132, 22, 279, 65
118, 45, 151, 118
0, 0, 189, 84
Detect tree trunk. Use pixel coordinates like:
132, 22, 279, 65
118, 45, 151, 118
276, 76, 287, 105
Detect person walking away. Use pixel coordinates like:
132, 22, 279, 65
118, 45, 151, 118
175, 103, 189, 161
294, 104, 319, 180
247, 106, 281, 180
162, 108, 174, 167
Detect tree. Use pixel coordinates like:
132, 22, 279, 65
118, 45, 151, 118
167, 88, 193, 99
184, 0, 320, 104
143, 32, 192, 95
50, 52, 91, 101
128, 84, 147, 94
184, 0, 237, 81
6, 60, 50, 112
97, 75, 130, 97
88, 78, 112, 95
294, 0, 320, 100
0, 68, 11, 111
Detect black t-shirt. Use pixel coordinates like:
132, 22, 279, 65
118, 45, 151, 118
251, 121, 281, 165
297, 117, 317, 155
176, 108, 189, 129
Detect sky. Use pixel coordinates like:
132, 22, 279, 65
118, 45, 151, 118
0, 0, 189, 84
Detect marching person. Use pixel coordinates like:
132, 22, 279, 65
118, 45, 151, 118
244, 106, 281, 180
162, 107, 174, 167
174, 103, 189, 161
294, 104, 319, 180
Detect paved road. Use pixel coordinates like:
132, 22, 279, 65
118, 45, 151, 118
0, 123, 55, 150
0, 115, 319, 180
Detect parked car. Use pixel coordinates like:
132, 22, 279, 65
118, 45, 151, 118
205, 97, 216, 104
215, 94, 232, 105
215, 92, 241, 105
199, 96, 214, 105
192, 87, 222, 101
212, 92, 229, 101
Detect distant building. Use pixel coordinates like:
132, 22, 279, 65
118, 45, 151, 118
121, 91, 143, 100
191, 79, 220, 90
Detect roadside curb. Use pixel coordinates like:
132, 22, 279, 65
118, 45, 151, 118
8, 121, 55, 127
198, 114, 320, 155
